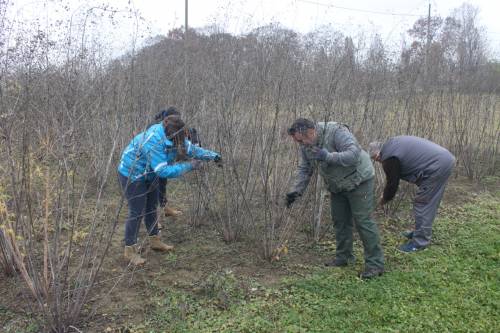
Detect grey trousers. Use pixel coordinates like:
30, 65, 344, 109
413, 158, 455, 247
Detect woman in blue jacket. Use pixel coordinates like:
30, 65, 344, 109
118, 115, 220, 265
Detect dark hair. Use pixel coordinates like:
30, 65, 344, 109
163, 115, 187, 161
287, 118, 315, 135
155, 106, 180, 122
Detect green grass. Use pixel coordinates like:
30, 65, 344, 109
138, 194, 500, 333
1, 305, 40, 333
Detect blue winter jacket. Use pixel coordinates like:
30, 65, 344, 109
118, 123, 219, 182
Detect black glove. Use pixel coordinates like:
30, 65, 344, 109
286, 192, 300, 208
214, 154, 223, 168
309, 146, 329, 161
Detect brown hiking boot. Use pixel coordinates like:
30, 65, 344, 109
149, 235, 174, 252
164, 206, 182, 217
124, 245, 146, 266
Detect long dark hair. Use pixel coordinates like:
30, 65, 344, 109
155, 106, 180, 122
163, 115, 187, 161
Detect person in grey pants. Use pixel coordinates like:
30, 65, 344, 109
369, 136, 455, 253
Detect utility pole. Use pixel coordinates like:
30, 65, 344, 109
425, 2, 431, 84
185, 0, 188, 34
183, 0, 189, 112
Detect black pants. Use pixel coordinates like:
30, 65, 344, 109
118, 173, 159, 246
158, 178, 167, 207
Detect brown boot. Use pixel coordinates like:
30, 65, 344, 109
164, 206, 182, 217
149, 235, 174, 252
124, 245, 146, 266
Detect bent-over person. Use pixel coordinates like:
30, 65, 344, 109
287, 118, 384, 279
369, 136, 455, 253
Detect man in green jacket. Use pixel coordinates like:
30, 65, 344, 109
286, 118, 384, 279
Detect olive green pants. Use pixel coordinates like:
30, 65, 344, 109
330, 178, 384, 269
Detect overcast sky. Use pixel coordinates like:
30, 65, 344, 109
8, 0, 500, 58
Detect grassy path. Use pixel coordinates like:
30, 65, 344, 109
139, 194, 499, 333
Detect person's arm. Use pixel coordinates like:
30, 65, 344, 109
153, 160, 193, 178
186, 140, 220, 160
322, 126, 361, 166
290, 147, 314, 195
381, 157, 401, 202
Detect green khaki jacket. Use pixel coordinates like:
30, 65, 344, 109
290, 122, 374, 194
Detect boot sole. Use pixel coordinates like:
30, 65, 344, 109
151, 247, 174, 252
324, 262, 348, 267
360, 271, 384, 280
396, 246, 426, 254
123, 257, 146, 266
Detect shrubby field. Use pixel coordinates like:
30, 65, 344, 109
1, 1, 499, 331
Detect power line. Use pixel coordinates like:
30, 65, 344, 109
297, 0, 421, 17
385, 0, 428, 41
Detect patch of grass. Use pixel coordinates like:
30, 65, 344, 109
194, 269, 247, 309
137, 194, 499, 333
1, 308, 40, 333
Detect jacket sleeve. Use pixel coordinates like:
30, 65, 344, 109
186, 140, 220, 160
382, 157, 401, 202
290, 147, 314, 195
148, 136, 193, 178
323, 126, 361, 167
153, 161, 193, 179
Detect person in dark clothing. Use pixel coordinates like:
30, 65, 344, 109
151, 107, 202, 218
152, 108, 182, 219
369, 136, 455, 253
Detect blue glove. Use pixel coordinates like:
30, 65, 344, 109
310, 146, 329, 161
